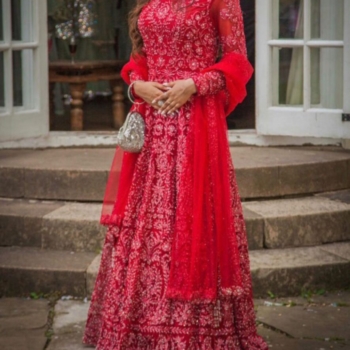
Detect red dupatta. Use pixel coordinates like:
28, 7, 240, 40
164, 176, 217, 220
99, 57, 148, 228
165, 52, 253, 302
101, 51, 253, 302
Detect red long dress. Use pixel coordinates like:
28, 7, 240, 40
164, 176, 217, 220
82, 0, 269, 348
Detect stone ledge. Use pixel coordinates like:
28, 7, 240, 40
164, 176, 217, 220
245, 193, 350, 248
1, 146, 349, 201
250, 242, 350, 297
0, 247, 97, 297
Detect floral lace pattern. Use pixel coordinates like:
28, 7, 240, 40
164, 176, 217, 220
83, 0, 268, 348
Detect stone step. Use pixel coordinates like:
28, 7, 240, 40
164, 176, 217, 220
86, 242, 350, 298
249, 242, 350, 297
1, 190, 349, 252
1, 243, 349, 298
0, 147, 349, 201
0, 197, 105, 253
0, 246, 96, 297
244, 189, 350, 249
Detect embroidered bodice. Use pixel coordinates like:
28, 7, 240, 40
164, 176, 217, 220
131, 0, 248, 95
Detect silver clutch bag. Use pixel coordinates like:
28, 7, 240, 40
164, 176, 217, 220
116, 110, 145, 153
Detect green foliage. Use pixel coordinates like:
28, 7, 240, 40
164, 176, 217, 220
29, 291, 45, 299
301, 288, 327, 302
267, 290, 276, 299
283, 300, 297, 307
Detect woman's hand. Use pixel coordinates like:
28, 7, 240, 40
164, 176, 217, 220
152, 78, 197, 115
133, 81, 169, 110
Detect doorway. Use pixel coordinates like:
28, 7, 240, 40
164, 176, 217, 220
227, 0, 256, 130
47, 0, 258, 132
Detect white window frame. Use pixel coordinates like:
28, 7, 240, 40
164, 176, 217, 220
256, 0, 350, 139
0, 0, 49, 142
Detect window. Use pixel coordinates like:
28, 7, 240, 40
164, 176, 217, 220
0, 0, 49, 142
0, 0, 37, 114
256, 0, 350, 139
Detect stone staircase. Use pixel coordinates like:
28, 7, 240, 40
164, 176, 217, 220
0, 146, 350, 299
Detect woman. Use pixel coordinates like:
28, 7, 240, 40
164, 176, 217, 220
83, 0, 269, 348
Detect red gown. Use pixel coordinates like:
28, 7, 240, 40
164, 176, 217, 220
83, 0, 269, 348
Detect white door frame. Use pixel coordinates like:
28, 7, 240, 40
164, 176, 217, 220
0, 0, 49, 142
255, 0, 350, 140
1, 0, 349, 149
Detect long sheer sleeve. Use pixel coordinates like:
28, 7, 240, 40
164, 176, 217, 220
192, 0, 248, 96
128, 48, 147, 83
129, 71, 144, 84
127, 50, 147, 99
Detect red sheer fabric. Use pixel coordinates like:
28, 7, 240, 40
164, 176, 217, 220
85, 0, 268, 348
166, 52, 254, 301
100, 54, 148, 227
104, 0, 254, 302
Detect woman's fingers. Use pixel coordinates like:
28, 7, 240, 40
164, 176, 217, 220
153, 82, 169, 91
163, 81, 176, 88
160, 97, 182, 115
141, 80, 190, 115
167, 102, 181, 115
152, 90, 171, 104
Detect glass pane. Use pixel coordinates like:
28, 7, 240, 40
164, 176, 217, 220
0, 0, 3, 41
11, 0, 33, 42
0, 51, 4, 107
278, 0, 303, 39
12, 50, 22, 106
310, 47, 343, 109
273, 47, 303, 105
12, 49, 34, 108
11, 0, 22, 40
311, 0, 344, 40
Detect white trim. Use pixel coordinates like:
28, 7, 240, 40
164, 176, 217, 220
306, 40, 344, 48
0, 0, 49, 141
344, 0, 350, 114
268, 39, 304, 47
0, 131, 342, 149
304, 0, 311, 109
228, 130, 341, 147
256, 0, 349, 139
256, 0, 271, 136
4, 42, 12, 114
0, 44, 10, 50
7, 42, 39, 49
268, 40, 344, 48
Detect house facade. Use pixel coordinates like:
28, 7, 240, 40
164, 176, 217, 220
0, 0, 349, 148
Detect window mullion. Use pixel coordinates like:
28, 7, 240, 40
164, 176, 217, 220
307, 40, 344, 48
268, 39, 304, 47
304, 0, 311, 110
2, 0, 11, 114
344, 0, 350, 114
10, 42, 38, 49
4, 47, 13, 115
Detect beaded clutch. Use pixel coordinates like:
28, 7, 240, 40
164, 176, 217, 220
116, 110, 145, 153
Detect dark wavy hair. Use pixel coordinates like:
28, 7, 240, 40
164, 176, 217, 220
128, 0, 196, 58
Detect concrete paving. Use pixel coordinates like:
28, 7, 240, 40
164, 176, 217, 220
1, 290, 348, 349
47, 299, 92, 349
0, 297, 49, 350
